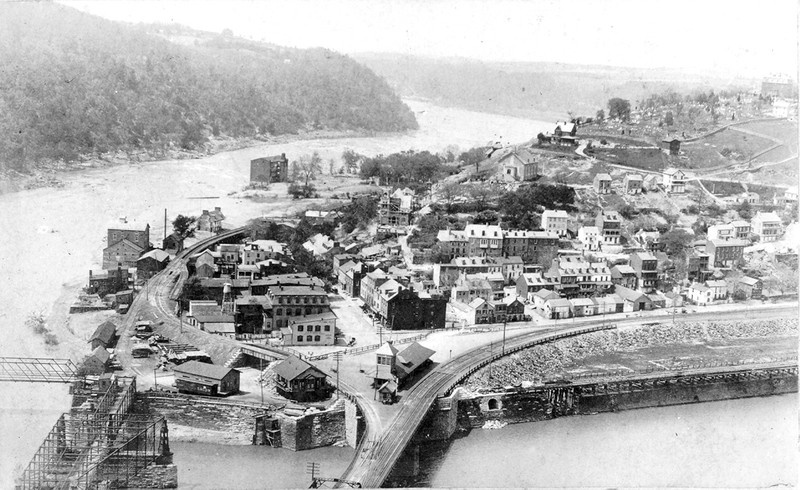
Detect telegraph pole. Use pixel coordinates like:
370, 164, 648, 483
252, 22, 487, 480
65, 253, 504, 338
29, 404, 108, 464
306, 462, 320, 486
333, 351, 342, 399
502, 319, 507, 355
259, 358, 264, 406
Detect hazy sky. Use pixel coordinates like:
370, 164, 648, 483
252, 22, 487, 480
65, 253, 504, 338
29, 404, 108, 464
66, 0, 797, 78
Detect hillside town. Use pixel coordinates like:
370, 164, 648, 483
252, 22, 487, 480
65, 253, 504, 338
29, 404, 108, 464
69, 80, 798, 397
27, 76, 795, 490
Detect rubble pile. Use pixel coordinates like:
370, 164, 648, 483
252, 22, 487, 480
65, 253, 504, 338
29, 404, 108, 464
462, 318, 798, 390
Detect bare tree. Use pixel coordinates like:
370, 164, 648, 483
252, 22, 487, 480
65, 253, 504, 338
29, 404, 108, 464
293, 152, 324, 190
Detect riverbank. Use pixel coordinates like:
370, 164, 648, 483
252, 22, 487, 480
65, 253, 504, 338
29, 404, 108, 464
415, 394, 798, 488
0, 127, 386, 195
461, 318, 798, 390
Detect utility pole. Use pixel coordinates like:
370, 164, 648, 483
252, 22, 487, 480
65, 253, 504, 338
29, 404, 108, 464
333, 351, 342, 400
306, 462, 320, 485
153, 368, 158, 390
259, 358, 264, 406
502, 319, 507, 355
489, 341, 493, 381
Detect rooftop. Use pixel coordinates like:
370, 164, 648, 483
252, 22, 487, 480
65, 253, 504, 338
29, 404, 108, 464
173, 360, 237, 380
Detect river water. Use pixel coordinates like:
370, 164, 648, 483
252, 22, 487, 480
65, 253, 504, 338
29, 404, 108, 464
423, 394, 798, 488
0, 99, 796, 488
0, 99, 548, 487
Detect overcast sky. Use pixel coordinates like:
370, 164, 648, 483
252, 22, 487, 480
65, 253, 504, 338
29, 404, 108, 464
66, 0, 797, 78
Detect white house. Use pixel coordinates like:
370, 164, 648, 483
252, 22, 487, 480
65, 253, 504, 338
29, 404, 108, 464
578, 226, 601, 251
662, 168, 687, 194
688, 283, 714, 305
541, 209, 570, 238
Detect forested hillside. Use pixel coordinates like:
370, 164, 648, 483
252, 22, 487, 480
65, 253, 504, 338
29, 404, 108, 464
356, 53, 754, 121
0, 3, 416, 173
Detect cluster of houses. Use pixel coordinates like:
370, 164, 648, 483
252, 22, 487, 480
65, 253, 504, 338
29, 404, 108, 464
187, 239, 340, 346
591, 168, 687, 196
334, 254, 449, 330
87, 209, 227, 307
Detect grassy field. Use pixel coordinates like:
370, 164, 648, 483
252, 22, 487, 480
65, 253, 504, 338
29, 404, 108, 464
737, 119, 798, 152
565, 335, 797, 377
587, 147, 667, 171
700, 179, 746, 196
747, 158, 800, 186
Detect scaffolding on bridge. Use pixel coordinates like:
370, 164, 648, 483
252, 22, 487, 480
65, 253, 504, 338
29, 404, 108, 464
15, 376, 172, 490
0, 357, 77, 383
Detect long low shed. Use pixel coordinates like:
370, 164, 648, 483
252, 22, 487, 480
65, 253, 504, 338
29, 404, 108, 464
172, 360, 240, 396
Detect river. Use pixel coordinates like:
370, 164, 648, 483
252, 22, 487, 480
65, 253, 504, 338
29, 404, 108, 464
0, 99, 549, 487
422, 394, 798, 488
0, 99, 796, 489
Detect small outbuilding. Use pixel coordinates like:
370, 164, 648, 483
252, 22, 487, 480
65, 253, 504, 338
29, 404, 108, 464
173, 361, 240, 396
89, 321, 118, 350
81, 346, 112, 375
273, 355, 330, 402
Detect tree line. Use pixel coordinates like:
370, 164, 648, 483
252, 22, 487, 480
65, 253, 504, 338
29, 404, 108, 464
0, 3, 417, 173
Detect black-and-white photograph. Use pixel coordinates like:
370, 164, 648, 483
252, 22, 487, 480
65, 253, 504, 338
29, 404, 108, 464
1, 1, 797, 488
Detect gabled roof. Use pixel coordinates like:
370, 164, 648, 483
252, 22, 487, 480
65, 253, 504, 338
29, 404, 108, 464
173, 360, 237, 380
739, 276, 761, 286
705, 280, 727, 288
339, 261, 358, 274
595, 173, 612, 181
614, 285, 646, 302
396, 342, 435, 375
570, 298, 595, 307
138, 249, 170, 263
546, 298, 572, 308
89, 321, 117, 344
273, 355, 326, 382
378, 379, 397, 393
468, 297, 490, 309
105, 238, 144, 253
533, 289, 559, 300
90, 346, 111, 364
376, 342, 399, 357
625, 173, 643, 181
194, 314, 235, 324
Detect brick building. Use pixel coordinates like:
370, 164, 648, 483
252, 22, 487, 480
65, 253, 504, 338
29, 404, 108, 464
250, 153, 289, 184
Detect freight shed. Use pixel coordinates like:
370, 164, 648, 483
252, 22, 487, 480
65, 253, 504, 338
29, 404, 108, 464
173, 360, 240, 396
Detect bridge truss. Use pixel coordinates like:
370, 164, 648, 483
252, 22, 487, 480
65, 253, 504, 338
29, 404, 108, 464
16, 377, 172, 490
0, 357, 77, 383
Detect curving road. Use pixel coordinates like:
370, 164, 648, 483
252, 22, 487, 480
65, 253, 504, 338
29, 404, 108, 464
338, 304, 797, 488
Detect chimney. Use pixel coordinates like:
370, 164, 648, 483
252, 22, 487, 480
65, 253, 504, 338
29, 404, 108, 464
202, 210, 209, 215
214, 207, 221, 212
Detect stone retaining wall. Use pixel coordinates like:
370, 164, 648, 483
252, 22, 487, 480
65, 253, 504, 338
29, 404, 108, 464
122, 463, 178, 489
281, 399, 346, 451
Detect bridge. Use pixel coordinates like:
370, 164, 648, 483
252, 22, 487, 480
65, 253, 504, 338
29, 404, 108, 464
337, 303, 798, 488
0, 357, 77, 383
16, 376, 173, 490
338, 323, 616, 488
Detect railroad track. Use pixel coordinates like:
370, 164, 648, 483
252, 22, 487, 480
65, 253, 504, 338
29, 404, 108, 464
340, 304, 798, 488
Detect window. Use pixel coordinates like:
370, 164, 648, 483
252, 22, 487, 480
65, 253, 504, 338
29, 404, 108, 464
306, 335, 312, 342
276, 308, 283, 316
315, 325, 321, 332
312, 297, 317, 304
305, 307, 312, 315
324, 325, 330, 331
314, 335, 320, 342
296, 308, 302, 316
287, 309, 293, 316
297, 325, 303, 332
304, 297, 308, 304
297, 336, 303, 342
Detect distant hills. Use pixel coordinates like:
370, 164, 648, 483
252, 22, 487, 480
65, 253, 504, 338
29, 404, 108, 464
0, 3, 417, 173
355, 53, 758, 121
